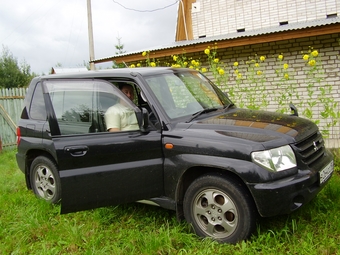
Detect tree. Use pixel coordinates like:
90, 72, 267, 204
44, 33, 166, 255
115, 36, 126, 55
0, 46, 35, 88
113, 37, 127, 68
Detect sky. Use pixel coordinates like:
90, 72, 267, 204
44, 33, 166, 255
0, 0, 179, 74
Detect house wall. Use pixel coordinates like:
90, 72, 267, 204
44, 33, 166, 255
191, 0, 340, 38
159, 33, 340, 147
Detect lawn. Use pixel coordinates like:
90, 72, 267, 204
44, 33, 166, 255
0, 149, 339, 255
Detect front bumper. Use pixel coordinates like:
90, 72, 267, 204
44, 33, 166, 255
248, 150, 334, 217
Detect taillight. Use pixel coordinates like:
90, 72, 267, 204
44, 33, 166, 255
16, 127, 21, 145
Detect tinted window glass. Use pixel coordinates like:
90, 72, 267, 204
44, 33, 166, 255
30, 82, 47, 120
45, 80, 122, 135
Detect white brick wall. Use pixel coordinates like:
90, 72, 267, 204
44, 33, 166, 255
191, 0, 340, 38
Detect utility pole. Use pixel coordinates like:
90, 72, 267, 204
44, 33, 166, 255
87, 0, 95, 70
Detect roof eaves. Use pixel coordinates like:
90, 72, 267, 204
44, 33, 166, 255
94, 17, 340, 63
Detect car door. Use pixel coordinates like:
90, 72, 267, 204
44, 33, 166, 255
43, 79, 164, 214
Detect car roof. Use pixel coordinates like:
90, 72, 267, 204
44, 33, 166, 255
36, 67, 185, 81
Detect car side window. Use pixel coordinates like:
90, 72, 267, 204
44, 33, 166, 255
30, 82, 47, 120
104, 82, 140, 132
44, 79, 138, 135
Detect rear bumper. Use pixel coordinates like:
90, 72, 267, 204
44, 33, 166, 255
16, 152, 26, 174
249, 150, 334, 217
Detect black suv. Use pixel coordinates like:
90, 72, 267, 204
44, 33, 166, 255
16, 67, 334, 243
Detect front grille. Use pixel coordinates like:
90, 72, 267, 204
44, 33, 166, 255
292, 131, 325, 168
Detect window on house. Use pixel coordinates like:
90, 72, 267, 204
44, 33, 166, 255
327, 13, 337, 18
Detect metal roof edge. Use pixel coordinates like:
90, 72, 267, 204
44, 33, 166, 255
94, 17, 340, 63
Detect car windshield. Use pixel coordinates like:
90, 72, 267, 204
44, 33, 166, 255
144, 70, 233, 119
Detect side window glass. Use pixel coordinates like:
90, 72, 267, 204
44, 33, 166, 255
44, 80, 139, 135
50, 90, 93, 134
30, 82, 47, 120
104, 82, 140, 132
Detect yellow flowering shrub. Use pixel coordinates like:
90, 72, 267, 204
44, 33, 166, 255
300, 46, 339, 134
311, 50, 319, 57
124, 46, 337, 137
308, 59, 316, 66
133, 45, 338, 137
203, 45, 229, 89
191, 60, 200, 67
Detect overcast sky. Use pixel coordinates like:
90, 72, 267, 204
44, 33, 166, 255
0, 0, 179, 74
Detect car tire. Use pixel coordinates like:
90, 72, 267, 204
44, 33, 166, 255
183, 174, 256, 244
30, 156, 61, 204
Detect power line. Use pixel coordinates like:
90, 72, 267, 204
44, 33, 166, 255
111, 0, 178, 12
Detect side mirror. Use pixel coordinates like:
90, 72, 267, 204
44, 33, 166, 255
136, 107, 149, 132
289, 103, 299, 116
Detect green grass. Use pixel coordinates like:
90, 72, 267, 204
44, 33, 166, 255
1, 149, 339, 255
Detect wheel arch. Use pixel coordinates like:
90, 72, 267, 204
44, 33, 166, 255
175, 166, 257, 221
24, 149, 58, 189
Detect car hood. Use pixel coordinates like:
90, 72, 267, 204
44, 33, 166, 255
187, 108, 318, 148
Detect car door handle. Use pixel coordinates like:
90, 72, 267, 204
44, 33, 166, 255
64, 146, 89, 157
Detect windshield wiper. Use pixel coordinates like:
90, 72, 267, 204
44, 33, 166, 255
186, 108, 219, 123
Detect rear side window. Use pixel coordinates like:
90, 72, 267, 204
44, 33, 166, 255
44, 80, 120, 135
30, 82, 47, 120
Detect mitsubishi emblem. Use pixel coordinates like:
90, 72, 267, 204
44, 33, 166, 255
313, 141, 318, 151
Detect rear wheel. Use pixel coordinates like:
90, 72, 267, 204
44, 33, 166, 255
183, 174, 256, 244
30, 156, 61, 204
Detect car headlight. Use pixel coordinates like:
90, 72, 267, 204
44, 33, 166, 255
251, 145, 297, 172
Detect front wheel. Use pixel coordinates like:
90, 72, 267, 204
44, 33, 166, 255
30, 156, 61, 204
183, 174, 256, 244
